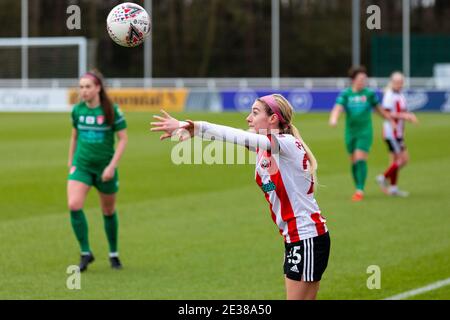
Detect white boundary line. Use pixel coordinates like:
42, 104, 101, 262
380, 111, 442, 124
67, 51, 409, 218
384, 277, 450, 300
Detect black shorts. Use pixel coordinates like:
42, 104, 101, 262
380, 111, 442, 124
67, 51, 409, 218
385, 138, 406, 154
284, 232, 330, 282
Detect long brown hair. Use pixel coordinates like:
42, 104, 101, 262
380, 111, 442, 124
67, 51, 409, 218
83, 69, 114, 126
348, 65, 367, 80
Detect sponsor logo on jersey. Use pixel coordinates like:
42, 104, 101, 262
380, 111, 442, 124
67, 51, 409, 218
70, 166, 76, 174
349, 95, 367, 103
261, 181, 276, 193
86, 116, 95, 125
97, 115, 105, 125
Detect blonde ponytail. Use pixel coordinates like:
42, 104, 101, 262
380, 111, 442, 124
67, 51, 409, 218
289, 124, 318, 177
260, 93, 319, 185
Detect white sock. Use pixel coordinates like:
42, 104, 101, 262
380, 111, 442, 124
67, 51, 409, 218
109, 252, 119, 258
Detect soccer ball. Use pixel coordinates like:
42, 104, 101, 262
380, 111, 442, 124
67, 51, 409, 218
106, 2, 151, 47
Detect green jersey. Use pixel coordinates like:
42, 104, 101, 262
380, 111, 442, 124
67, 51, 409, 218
335, 87, 379, 135
71, 102, 127, 169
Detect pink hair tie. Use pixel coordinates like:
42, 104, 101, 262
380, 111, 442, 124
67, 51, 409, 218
82, 72, 100, 85
259, 94, 287, 125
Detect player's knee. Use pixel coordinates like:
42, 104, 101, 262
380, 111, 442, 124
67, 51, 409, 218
403, 154, 409, 164
398, 154, 408, 166
102, 206, 115, 216
354, 155, 367, 162
68, 200, 83, 211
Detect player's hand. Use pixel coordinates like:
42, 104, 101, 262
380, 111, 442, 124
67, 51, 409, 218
150, 110, 194, 141
408, 113, 419, 124
101, 164, 115, 182
390, 119, 397, 131
329, 118, 338, 127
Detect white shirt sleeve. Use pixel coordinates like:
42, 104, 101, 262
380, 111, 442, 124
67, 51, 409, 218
196, 121, 271, 151
271, 134, 305, 160
382, 90, 394, 111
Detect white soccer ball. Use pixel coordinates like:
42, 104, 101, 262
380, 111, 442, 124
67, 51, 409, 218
106, 2, 151, 47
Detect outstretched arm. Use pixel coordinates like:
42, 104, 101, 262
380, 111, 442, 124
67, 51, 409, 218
150, 110, 271, 151
375, 105, 392, 120
389, 111, 419, 124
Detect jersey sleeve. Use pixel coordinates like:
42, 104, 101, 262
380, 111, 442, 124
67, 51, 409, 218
369, 90, 380, 108
71, 106, 78, 129
197, 121, 271, 151
113, 105, 127, 131
268, 134, 303, 159
382, 90, 394, 111
335, 90, 348, 107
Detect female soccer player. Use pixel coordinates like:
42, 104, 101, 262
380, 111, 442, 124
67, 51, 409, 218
67, 70, 128, 271
151, 94, 330, 300
329, 66, 393, 201
376, 71, 418, 196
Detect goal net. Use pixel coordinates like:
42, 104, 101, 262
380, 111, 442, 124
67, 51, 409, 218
0, 37, 87, 79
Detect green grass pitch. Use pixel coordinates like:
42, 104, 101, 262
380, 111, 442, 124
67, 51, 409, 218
0, 111, 449, 299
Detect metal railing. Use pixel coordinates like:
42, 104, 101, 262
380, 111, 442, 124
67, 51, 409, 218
0, 77, 445, 89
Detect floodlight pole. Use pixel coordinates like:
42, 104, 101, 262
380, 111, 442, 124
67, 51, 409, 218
403, 0, 410, 87
21, 0, 28, 87
144, 0, 152, 86
271, 0, 280, 88
351, 0, 360, 67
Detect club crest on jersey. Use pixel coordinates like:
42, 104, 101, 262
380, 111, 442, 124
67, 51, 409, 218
260, 159, 271, 169
97, 115, 105, 125
78, 115, 85, 123
86, 116, 95, 125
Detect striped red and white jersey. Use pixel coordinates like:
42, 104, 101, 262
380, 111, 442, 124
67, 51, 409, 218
382, 89, 408, 139
255, 134, 327, 243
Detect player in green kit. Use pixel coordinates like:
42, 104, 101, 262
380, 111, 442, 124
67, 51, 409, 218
67, 70, 128, 271
329, 66, 393, 201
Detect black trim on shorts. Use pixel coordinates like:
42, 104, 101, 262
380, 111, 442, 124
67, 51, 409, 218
283, 232, 330, 282
385, 138, 406, 154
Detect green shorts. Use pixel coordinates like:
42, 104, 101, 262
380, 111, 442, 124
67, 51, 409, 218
68, 165, 119, 194
345, 133, 373, 154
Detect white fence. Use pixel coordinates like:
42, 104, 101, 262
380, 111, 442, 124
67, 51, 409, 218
0, 77, 443, 89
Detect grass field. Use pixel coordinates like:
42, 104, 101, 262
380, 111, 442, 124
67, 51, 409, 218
0, 111, 449, 300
